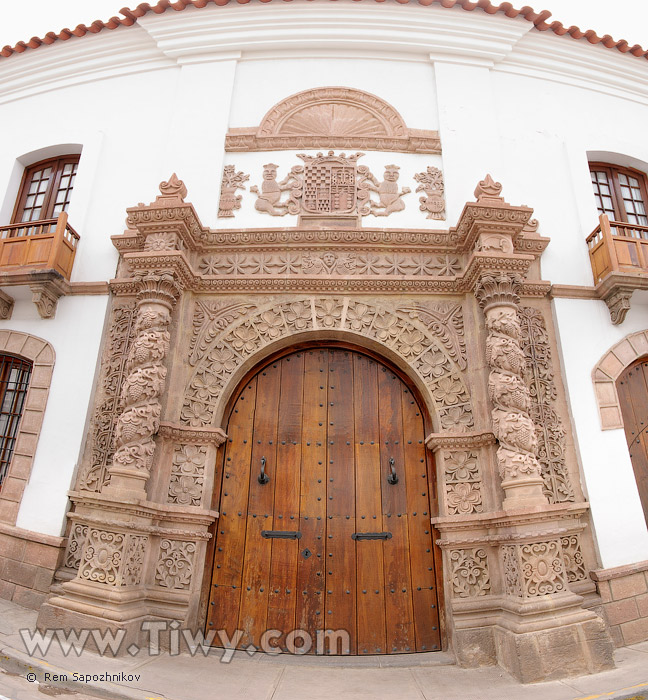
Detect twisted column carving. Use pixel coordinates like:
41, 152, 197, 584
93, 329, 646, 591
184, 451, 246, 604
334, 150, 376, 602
105, 273, 180, 497
475, 273, 548, 509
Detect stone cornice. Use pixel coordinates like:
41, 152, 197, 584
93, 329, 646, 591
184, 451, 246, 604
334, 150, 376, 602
68, 491, 219, 531
451, 201, 534, 252
110, 175, 553, 297
432, 502, 590, 533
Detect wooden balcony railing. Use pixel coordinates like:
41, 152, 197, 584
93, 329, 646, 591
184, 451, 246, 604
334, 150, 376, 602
0, 212, 79, 280
586, 214, 648, 284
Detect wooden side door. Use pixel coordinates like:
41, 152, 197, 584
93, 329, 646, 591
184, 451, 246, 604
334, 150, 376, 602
617, 359, 648, 527
206, 346, 441, 654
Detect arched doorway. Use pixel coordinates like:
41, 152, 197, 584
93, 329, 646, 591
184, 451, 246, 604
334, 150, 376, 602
205, 344, 442, 655
617, 357, 648, 527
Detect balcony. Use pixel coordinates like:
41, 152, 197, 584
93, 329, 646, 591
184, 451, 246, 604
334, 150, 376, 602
0, 212, 80, 319
586, 214, 648, 324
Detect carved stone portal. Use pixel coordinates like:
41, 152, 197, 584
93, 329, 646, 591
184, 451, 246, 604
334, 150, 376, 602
42, 173, 613, 682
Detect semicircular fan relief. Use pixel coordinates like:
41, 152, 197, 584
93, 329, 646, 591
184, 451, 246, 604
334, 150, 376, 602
279, 102, 389, 138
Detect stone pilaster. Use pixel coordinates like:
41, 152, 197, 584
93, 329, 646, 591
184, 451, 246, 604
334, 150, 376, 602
103, 272, 179, 500
475, 272, 548, 510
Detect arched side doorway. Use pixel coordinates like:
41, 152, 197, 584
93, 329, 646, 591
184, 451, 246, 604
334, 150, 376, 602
617, 357, 648, 527
205, 344, 442, 655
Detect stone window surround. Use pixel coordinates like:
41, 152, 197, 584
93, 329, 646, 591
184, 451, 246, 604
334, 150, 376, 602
0, 330, 54, 525
593, 330, 648, 430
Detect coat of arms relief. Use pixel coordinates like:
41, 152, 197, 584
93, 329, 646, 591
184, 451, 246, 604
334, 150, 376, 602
250, 151, 411, 221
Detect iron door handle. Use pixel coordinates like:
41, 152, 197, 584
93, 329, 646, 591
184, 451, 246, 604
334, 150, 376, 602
387, 457, 398, 485
258, 456, 269, 484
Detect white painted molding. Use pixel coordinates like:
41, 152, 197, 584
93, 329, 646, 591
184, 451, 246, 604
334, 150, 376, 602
497, 31, 648, 106
0, 26, 175, 105
1, 2, 647, 106
137, 3, 531, 65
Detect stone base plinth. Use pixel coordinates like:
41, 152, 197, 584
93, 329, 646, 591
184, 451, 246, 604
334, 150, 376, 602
38, 600, 150, 656
493, 617, 614, 683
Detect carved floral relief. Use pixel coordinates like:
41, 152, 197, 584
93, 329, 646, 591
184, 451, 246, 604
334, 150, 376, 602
77, 303, 138, 492
167, 444, 207, 506
560, 534, 587, 583
443, 450, 483, 515
155, 540, 196, 590
414, 166, 445, 220
218, 165, 249, 218
502, 540, 568, 598
181, 297, 473, 432
519, 307, 574, 503
450, 548, 491, 598
197, 251, 462, 278
64, 523, 88, 571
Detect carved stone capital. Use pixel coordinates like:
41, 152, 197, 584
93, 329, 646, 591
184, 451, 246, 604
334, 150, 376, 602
0, 289, 14, 319
134, 272, 181, 310
474, 273, 522, 312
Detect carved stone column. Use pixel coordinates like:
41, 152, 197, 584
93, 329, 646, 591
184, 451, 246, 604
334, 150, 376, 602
475, 272, 548, 510
103, 272, 179, 500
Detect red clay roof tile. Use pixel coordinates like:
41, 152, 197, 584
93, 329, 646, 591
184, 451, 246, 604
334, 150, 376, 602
1, 0, 646, 61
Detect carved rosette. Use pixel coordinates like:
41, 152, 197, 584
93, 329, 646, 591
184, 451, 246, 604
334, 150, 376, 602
106, 273, 180, 494
167, 444, 207, 506
475, 274, 547, 509
155, 539, 196, 589
449, 548, 491, 598
501, 540, 568, 598
78, 528, 149, 587
426, 431, 494, 516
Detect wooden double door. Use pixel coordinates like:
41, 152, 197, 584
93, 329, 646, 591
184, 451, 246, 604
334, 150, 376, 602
617, 358, 648, 527
206, 346, 441, 654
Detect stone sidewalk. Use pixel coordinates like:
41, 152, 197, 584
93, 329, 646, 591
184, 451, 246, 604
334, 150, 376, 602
0, 599, 646, 700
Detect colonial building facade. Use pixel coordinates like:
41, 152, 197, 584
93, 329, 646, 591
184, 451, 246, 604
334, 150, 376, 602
0, 0, 647, 684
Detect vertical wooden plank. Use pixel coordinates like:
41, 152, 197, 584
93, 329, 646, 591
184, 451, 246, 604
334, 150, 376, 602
266, 354, 304, 651
618, 362, 648, 525
325, 349, 357, 654
353, 354, 387, 654
207, 377, 257, 640
295, 350, 328, 652
237, 361, 281, 649
401, 385, 441, 652
378, 366, 415, 653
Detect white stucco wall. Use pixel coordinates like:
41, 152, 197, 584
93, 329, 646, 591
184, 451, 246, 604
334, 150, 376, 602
0, 1, 646, 563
